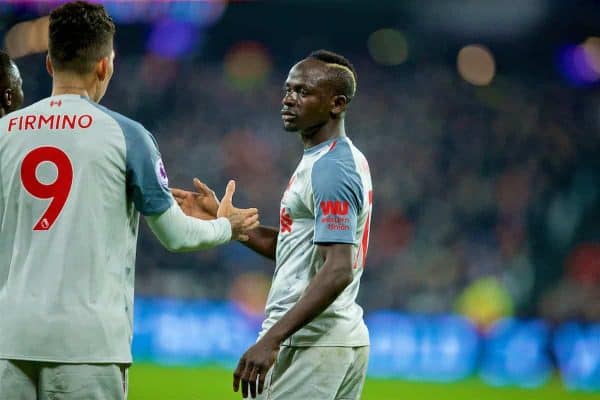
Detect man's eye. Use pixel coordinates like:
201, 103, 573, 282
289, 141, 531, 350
300, 89, 308, 96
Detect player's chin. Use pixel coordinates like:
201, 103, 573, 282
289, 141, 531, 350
282, 121, 299, 132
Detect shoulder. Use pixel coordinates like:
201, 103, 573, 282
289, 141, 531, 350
89, 102, 150, 137
311, 138, 363, 201
312, 138, 361, 182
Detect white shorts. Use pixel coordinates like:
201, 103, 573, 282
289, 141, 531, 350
0, 359, 128, 400
257, 346, 369, 400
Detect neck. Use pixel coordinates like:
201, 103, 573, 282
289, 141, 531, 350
301, 118, 346, 149
51, 73, 94, 100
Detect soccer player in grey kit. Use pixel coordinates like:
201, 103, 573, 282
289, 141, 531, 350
174, 50, 373, 400
0, 2, 258, 398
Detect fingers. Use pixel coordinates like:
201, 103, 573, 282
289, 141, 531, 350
244, 213, 260, 229
248, 365, 259, 398
241, 362, 252, 398
170, 187, 188, 200
257, 368, 266, 395
233, 357, 244, 392
238, 234, 250, 242
221, 180, 236, 205
245, 221, 260, 232
193, 177, 215, 197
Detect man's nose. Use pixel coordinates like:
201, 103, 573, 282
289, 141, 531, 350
282, 92, 296, 106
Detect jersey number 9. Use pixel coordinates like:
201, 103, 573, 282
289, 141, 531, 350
20, 146, 73, 231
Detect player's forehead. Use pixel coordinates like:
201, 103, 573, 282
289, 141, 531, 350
285, 59, 328, 88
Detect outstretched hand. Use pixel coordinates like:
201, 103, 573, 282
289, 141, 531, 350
172, 178, 219, 220
217, 180, 259, 241
171, 178, 259, 241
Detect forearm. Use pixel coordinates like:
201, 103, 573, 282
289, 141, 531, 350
264, 263, 353, 344
240, 225, 279, 260
146, 203, 231, 252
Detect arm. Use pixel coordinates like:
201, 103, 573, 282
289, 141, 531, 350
172, 178, 277, 260
261, 243, 353, 342
232, 243, 354, 398
239, 226, 279, 260
145, 203, 231, 252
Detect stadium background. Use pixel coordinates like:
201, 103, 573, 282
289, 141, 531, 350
2, 0, 599, 398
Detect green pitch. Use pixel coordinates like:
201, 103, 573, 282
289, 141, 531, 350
129, 363, 596, 400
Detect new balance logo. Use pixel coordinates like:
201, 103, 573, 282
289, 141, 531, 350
50, 100, 62, 107
280, 208, 293, 233
320, 200, 349, 216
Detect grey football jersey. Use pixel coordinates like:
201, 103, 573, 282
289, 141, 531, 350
0, 94, 173, 363
259, 137, 373, 347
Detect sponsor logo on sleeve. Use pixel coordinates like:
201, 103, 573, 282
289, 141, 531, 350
155, 158, 169, 189
319, 200, 351, 231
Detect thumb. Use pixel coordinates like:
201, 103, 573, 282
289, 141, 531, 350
193, 178, 206, 194
221, 180, 235, 205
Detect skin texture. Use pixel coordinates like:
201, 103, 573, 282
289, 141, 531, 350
172, 57, 358, 399
46, 49, 114, 102
0, 58, 24, 118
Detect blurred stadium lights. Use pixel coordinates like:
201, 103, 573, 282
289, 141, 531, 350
224, 41, 272, 90
457, 44, 496, 86
367, 28, 408, 66
147, 19, 200, 59
8, 0, 228, 26
557, 42, 600, 86
409, 0, 548, 39
583, 37, 600, 74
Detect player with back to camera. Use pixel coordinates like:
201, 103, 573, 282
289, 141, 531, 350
173, 50, 373, 400
0, 2, 258, 399
0, 50, 24, 118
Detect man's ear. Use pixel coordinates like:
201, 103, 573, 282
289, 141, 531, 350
2, 88, 12, 109
45, 53, 53, 77
96, 56, 109, 82
330, 94, 348, 118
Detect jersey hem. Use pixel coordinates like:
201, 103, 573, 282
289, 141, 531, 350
282, 341, 370, 347
0, 354, 132, 364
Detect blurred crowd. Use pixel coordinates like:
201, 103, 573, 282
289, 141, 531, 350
16, 50, 600, 326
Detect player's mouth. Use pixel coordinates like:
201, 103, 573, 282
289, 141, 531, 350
281, 111, 297, 121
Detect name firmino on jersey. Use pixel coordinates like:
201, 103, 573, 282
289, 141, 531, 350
7, 114, 94, 132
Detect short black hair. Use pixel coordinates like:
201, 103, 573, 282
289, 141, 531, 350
49, 1, 115, 74
307, 49, 357, 102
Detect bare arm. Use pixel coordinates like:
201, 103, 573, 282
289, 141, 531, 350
233, 243, 354, 398
260, 243, 353, 342
239, 226, 279, 260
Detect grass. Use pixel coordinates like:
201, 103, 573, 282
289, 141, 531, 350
128, 363, 596, 400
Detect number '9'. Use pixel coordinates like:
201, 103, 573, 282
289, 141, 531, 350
20, 146, 73, 231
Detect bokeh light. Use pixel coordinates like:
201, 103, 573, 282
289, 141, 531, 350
16, 1, 228, 26
583, 37, 600, 75
557, 43, 600, 86
147, 19, 200, 59
224, 41, 272, 90
169, 0, 228, 26
367, 28, 408, 66
457, 44, 496, 86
